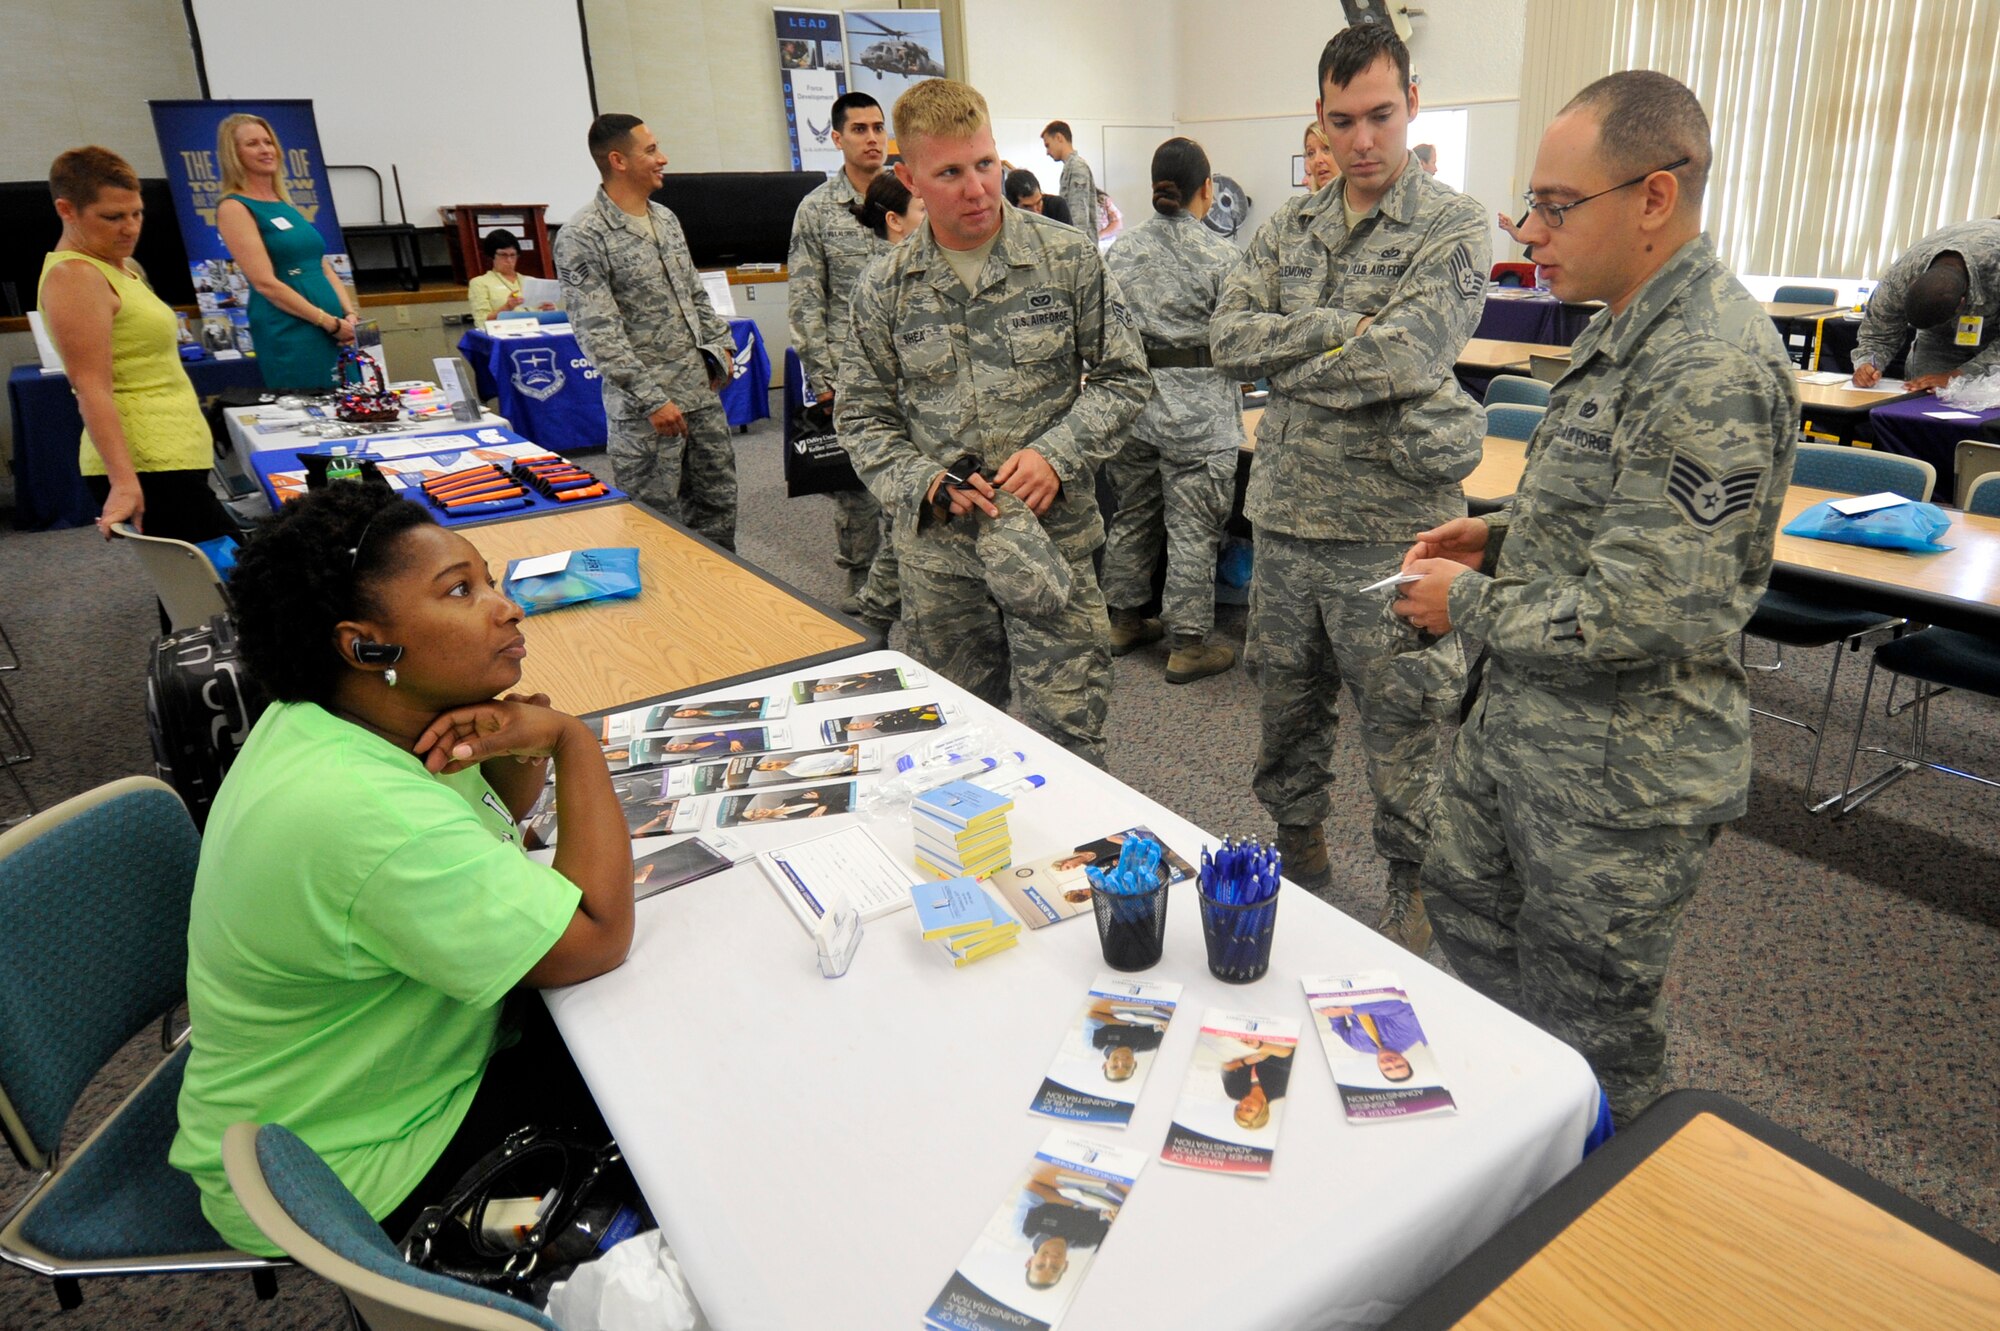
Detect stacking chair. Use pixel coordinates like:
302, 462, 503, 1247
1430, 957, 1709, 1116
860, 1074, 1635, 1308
109, 524, 231, 631
224, 1122, 560, 1331
1527, 353, 1570, 384
1744, 444, 1935, 810
1969, 473, 2000, 517
1489, 261, 1536, 287
1483, 374, 1550, 409
1836, 526, 2000, 816
1484, 403, 1546, 442
0, 777, 281, 1309
1772, 283, 1839, 306
1953, 439, 2000, 509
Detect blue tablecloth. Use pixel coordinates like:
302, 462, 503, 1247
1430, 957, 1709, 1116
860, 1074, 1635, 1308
1868, 395, 2000, 501
457, 317, 771, 451
247, 426, 625, 527
7, 358, 265, 530
1475, 294, 1595, 346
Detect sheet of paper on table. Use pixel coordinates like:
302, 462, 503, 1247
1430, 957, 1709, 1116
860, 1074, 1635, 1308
1924, 409, 1983, 421
1828, 491, 1912, 517
757, 822, 920, 930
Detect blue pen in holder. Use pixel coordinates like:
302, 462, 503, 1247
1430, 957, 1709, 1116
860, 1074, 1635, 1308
1196, 837, 1282, 984
1087, 835, 1170, 972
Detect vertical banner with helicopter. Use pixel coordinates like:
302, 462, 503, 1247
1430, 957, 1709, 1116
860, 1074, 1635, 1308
842, 10, 947, 148
774, 9, 850, 173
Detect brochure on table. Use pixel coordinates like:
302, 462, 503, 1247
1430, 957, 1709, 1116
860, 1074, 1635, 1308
1160, 1009, 1300, 1178
1302, 972, 1458, 1123
925, 1129, 1147, 1331
1030, 976, 1183, 1127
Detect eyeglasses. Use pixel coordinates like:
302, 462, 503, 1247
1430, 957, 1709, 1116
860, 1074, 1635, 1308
1515, 157, 1691, 230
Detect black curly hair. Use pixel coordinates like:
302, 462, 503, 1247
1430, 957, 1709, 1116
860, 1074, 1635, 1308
231, 482, 437, 704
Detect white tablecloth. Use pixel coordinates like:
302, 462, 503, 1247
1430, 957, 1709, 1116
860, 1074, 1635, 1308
544, 649, 1600, 1331
220, 404, 511, 456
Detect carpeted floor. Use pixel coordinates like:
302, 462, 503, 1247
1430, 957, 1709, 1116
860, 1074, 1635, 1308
2, 416, 1995, 1327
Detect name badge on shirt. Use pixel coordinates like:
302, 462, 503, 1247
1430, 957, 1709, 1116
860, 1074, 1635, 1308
270, 216, 294, 231
1957, 314, 1984, 347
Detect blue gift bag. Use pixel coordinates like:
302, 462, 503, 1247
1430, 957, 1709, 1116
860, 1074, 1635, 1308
1781, 499, 1953, 553
504, 547, 642, 615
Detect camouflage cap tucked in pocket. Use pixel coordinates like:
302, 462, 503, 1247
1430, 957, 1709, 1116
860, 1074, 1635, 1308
975, 493, 1073, 621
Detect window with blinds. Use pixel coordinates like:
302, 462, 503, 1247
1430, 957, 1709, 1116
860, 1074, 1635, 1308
1517, 0, 2000, 279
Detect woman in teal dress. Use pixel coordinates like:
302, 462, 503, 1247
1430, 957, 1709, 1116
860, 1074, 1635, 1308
214, 113, 358, 390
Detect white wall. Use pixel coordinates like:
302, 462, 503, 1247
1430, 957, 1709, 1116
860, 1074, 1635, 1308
964, 0, 1177, 229
1174, 0, 1526, 260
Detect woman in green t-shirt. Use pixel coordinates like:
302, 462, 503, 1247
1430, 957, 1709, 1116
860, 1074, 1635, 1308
169, 482, 638, 1256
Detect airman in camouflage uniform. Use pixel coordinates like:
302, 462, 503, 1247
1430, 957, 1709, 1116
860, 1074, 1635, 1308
788, 94, 901, 624
1043, 122, 1098, 243
556, 118, 738, 548
1210, 135, 1488, 921
1853, 217, 2000, 389
1100, 146, 1246, 683
840, 86, 1148, 767
1394, 72, 1799, 1124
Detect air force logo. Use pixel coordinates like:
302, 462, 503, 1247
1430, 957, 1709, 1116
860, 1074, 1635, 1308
1667, 451, 1764, 529
509, 348, 565, 402
807, 119, 832, 145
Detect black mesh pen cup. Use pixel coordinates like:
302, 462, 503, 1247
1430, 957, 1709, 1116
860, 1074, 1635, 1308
1198, 887, 1279, 984
1091, 880, 1170, 972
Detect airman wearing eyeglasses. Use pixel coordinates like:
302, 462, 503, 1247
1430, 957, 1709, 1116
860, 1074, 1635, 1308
1392, 70, 1798, 1127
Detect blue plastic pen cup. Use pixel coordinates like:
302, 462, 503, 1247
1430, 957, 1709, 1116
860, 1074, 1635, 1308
1197, 884, 1279, 984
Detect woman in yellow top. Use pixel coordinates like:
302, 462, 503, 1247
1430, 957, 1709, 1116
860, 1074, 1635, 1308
466, 229, 555, 323
37, 146, 236, 545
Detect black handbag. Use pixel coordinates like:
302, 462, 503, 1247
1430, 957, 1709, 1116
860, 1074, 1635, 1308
399, 1126, 652, 1305
781, 347, 865, 497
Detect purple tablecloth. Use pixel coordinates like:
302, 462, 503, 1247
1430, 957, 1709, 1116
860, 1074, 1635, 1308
1868, 396, 2000, 500
1475, 294, 1595, 346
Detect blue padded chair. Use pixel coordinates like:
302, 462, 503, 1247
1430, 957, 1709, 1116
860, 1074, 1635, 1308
1834, 475, 2000, 814
1773, 283, 1839, 306
0, 777, 281, 1309
1483, 374, 1550, 409
224, 1122, 561, 1331
1954, 440, 2000, 508
1485, 403, 1545, 442
1742, 444, 1935, 811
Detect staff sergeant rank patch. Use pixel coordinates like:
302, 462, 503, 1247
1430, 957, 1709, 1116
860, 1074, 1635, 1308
1666, 451, 1763, 529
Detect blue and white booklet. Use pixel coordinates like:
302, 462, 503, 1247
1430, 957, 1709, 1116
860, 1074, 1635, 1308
1302, 972, 1458, 1123
1029, 975, 1182, 1127
924, 1129, 1147, 1331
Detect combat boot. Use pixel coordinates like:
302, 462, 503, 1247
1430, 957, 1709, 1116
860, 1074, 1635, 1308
1275, 823, 1332, 897
1107, 608, 1164, 656
1377, 859, 1432, 956
1164, 635, 1237, 684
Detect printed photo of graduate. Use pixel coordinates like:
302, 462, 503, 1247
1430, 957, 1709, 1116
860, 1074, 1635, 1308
790, 668, 915, 702
714, 781, 858, 827
640, 696, 776, 729
820, 703, 944, 744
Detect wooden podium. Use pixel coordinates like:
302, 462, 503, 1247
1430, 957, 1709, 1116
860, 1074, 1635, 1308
441, 204, 553, 282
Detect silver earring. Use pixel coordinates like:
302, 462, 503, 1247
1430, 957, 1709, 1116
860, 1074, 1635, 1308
384, 667, 399, 688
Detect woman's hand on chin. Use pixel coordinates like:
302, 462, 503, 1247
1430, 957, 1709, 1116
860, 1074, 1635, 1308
414, 693, 571, 774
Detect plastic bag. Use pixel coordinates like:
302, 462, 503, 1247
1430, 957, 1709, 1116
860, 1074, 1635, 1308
1936, 369, 2000, 411
542, 1229, 706, 1331
1781, 499, 1953, 553
505, 547, 643, 615
857, 728, 1046, 823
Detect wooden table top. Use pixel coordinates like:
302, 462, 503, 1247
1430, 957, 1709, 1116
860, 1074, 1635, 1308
1443, 1109, 2000, 1330
1796, 377, 1917, 413
464, 502, 868, 717
1764, 300, 1850, 319
1457, 338, 1576, 372
1463, 446, 2000, 613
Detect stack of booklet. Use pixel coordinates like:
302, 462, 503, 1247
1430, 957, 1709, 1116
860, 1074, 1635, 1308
909, 876, 1021, 966
912, 780, 1014, 880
